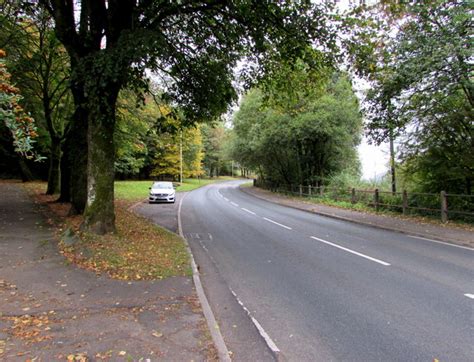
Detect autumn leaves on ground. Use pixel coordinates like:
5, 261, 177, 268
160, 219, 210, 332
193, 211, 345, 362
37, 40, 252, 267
0, 180, 220, 361
23, 182, 192, 281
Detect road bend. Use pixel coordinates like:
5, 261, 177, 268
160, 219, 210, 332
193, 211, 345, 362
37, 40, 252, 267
181, 180, 474, 361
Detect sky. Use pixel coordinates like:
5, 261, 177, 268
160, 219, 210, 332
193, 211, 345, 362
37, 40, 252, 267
358, 139, 389, 180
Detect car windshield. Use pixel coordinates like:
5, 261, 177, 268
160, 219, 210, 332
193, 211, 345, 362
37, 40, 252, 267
152, 182, 173, 189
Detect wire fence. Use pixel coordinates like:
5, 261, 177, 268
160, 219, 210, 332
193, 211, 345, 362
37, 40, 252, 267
254, 181, 474, 223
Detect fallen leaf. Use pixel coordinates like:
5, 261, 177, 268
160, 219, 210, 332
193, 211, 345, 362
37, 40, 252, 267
118, 351, 127, 356
152, 331, 163, 338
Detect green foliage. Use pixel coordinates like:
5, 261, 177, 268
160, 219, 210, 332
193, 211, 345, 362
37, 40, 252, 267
33, 0, 342, 232
365, 0, 473, 194
230, 71, 362, 186
1, 6, 72, 192
201, 123, 231, 177
148, 106, 204, 180
115, 91, 155, 176
0, 50, 43, 162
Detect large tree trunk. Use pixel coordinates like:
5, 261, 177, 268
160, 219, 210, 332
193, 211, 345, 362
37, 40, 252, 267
69, 112, 88, 213
82, 87, 119, 234
57, 141, 70, 202
59, 84, 89, 213
46, 136, 61, 195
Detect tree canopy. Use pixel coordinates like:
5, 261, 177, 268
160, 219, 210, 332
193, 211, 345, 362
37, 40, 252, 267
364, 0, 473, 193
230, 71, 362, 186
31, 0, 340, 233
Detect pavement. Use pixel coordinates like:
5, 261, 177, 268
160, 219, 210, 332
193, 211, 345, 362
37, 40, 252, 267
241, 186, 474, 248
0, 182, 216, 361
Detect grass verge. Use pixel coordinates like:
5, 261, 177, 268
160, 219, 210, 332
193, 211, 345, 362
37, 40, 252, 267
115, 176, 237, 200
263, 187, 474, 231
23, 182, 191, 280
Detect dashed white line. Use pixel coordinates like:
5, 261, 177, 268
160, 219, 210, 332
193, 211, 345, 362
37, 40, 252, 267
263, 217, 292, 230
229, 288, 281, 355
223, 197, 229, 202
310, 236, 391, 266
250, 316, 280, 354
464, 294, 474, 299
241, 208, 256, 215
230, 202, 239, 207
408, 235, 474, 251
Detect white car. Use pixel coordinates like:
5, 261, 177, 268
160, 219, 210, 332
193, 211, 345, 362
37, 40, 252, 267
149, 181, 176, 203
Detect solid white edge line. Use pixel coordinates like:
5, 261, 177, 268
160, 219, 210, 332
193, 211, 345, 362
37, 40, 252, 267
241, 208, 256, 215
178, 193, 231, 362
229, 288, 281, 355
230, 201, 239, 207
408, 235, 474, 251
464, 294, 474, 299
310, 236, 391, 266
263, 217, 292, 230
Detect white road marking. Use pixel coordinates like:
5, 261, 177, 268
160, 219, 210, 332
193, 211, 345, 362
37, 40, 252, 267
263, 217, 292, 230
230, 202, 239, 207
177, 193, 231, 361
251, 316, 281, 354
209, 233, 213, 241
464, 294, 474, 299
408, 235, 474, 251
223, 197, 229, 202
241, 208, 256, 215
229, 288, 281, 354
310, 236, 391, 266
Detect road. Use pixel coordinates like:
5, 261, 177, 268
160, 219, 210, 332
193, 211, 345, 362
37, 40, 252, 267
181, 180, 474, 361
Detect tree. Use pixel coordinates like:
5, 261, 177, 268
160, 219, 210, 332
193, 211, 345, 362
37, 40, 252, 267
365, 0, 473, 194
114, 90, 155, 178
231, 71, 362, 186
201, 123, 227, 177
0, 49, 44, 175
37, 0, 338, 234
149, 113, 205, 181
1, 7, 72, 195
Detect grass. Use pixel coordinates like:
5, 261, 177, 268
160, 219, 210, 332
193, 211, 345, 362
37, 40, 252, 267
22, 176, 240, 281
61, 204, 192, 280
22, 181, 193, 280
115, 177, 237, 200
270, 188, 474, 230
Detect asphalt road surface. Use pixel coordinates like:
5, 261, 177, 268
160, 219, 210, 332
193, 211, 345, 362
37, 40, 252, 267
181, 180, 474, 361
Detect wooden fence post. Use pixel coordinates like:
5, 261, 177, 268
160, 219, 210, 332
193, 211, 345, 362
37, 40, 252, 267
351, 188, 356, 204
308, 185, 312, 196
320, 185, 324, 196
402, 190, 408, 215
299, 184, 303, 197
374, 188, 380, 212
441, 191, 448, 223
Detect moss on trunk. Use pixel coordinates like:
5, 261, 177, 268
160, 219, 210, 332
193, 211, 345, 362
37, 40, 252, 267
82, 87, 119, 234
